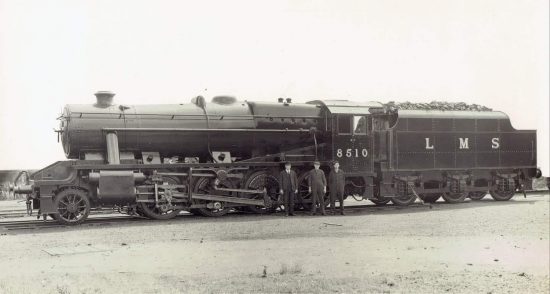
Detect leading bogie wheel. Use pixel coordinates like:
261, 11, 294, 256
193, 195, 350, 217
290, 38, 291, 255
52, 188, 91, 225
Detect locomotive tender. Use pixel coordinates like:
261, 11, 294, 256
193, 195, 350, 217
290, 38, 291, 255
12, 92, 541, 224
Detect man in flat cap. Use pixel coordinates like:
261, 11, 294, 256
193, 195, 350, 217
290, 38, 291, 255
308, 160, 327, 215
278, 162, 298, 216
328, 161, 345, 215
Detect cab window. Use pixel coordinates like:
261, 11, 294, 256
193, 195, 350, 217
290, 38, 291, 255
337, 115, 351, 134
353, 116, 367, 135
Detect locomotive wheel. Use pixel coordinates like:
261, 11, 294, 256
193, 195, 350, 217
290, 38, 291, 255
139, 202, 181, 220
420, 193, 441, 203
134, 206, 146, 217
297, 172, 311, 211
370, 197, 391, 206
468, 191, 487, 200
242, 171, 279, 214
441, 192, 467, 203
138, 176, 182, 220
192, 177, 232, 217
52, 188, 91, 225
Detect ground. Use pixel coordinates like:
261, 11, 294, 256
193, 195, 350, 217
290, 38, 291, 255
0, 193, 548, 294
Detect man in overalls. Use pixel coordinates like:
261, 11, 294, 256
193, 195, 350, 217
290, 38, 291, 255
328, 161, 345, 215
308, 160, 327, 216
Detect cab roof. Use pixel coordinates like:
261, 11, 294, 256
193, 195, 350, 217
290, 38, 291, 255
307, 100, 384, 115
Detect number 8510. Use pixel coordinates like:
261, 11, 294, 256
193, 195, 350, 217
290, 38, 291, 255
336, 148, 368, 158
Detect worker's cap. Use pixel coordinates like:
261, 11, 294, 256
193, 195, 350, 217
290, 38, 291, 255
313, 160, 321, 165
332, 160, 339, 165
284, 161, 292, 166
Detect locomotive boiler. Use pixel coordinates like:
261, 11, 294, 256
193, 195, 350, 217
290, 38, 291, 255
60, 92, 322, 162
11, 91, 542, 224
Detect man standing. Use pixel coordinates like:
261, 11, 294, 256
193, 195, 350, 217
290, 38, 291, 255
308, 160, 327, 216
328, 161, 345, 215
278, 162, 298, 216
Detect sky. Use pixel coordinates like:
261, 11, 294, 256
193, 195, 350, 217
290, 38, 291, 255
0, 0, 548, 173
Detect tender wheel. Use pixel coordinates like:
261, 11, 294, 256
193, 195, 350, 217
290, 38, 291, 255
441, 192, 467, 203
138, 176, 182, 220
242, 171, 279, 214
490, 178, 515, 201
468, 191, 487, 200
490, 189, 515, 201
370, 184, 391, 206
391, 194, 416, 206
442, 179, 467, 203
420, 193, 441, 203
192, 177, 232, 217
370, 197, 391, 206
52, 188, 91, 225
391, 181, 416, 206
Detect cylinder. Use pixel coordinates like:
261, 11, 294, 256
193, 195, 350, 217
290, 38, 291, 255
8, 183, 33, 194
106, 132, 120, 164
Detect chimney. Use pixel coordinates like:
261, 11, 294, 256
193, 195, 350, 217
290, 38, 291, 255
94, 91, 115, 107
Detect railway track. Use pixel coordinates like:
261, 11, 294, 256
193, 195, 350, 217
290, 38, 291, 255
0, 215, 137, 231
0, 209, 27, 218
1, 191, 547, 233
0, 207, 123, 219
0, 203, 400, 233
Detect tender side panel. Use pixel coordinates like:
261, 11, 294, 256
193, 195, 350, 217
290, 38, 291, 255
390, 115, 536, 171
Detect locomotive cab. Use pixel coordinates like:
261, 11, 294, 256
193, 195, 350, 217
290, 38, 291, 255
308, 100, 385, 199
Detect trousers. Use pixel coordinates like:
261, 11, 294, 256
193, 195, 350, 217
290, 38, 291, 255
282, 189, 295, 214
330, 188, 344, 212
310, 188, 325, 214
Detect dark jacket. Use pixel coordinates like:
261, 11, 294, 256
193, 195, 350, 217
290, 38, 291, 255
278, 169, 298, 191
308, 169, 327, 188
329, 169, 345, 191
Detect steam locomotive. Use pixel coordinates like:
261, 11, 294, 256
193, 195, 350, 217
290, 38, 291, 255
11, 92, 541, 224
